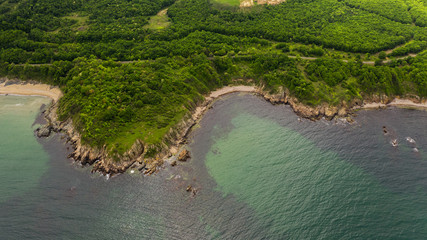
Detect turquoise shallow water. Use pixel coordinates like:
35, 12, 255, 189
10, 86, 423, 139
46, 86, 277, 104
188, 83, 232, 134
205, 113, 425, 239
0, 93, 427, 239
0, 95, 51, 203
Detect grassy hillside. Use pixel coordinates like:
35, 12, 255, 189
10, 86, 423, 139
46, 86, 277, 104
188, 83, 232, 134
212, 0, 241, 6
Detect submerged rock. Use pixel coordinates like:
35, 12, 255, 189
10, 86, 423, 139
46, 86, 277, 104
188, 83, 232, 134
186, 185, 198, 196
36, 124, 52, 138
383, 126, 388, 134
346, 117, 355, 123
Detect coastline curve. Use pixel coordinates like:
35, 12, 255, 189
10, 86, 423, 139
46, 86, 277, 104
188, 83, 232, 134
2, 78, 427, 177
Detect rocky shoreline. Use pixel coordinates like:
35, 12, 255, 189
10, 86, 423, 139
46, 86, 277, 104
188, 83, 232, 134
37, 101, 147, 176
35, 86, 260, 177
33, 84, 426, 177
260, 89, 355, 121
263, 90, 427, 121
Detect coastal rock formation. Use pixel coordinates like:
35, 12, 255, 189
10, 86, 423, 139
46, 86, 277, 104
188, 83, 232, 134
35, 83, 424, 177
337, 107, 347, 117
38, 101, 148, 176
92, 159, 136, 175
144, 159, 164, 175
178, 149, 190, 162
120, 140, 145, 162
262, 92, 287, 105
36, 124, 52, 138
325, 106, 338, 119
285, 97, 336, 120
262, 91, 354, 121
260, 88, 354, 121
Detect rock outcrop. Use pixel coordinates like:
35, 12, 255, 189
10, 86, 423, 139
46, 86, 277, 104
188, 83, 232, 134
37, 102, 149, 176
178, 149, 190, 162
36, 124, 52, 137
258, 89, 351, 121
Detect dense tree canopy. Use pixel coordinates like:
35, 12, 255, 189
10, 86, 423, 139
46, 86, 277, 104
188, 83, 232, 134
1, 0, 427, 156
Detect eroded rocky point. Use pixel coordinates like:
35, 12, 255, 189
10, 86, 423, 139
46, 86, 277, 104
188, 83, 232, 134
178, 149, 190, 162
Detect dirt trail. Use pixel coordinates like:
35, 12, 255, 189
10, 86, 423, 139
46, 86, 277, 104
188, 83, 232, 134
157, 8, 168, 16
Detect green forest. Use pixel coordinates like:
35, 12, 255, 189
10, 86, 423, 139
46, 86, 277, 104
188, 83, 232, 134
1, 0, 427, 158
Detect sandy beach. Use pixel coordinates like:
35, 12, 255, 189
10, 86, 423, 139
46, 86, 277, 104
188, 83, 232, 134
190, 85, 257, 122
360, 102, 388, 109
361, 98, 427, 110
388, 99, 427, 109
0, 80, 62, 102
209, 85, 257, 98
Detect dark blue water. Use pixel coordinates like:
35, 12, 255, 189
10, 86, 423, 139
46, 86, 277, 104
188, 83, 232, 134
1, 93, 426, 239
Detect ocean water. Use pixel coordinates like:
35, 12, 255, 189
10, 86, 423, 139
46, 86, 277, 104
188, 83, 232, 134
0, 93, 427, 239
0, 96, 51, 203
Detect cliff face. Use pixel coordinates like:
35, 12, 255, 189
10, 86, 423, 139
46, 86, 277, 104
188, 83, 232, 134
260, 88, 353, 121
37, 102, 147, 176
36, 98, 202, 176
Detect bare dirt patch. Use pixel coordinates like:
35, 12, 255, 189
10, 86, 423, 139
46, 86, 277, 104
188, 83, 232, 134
240, 0, 286, 8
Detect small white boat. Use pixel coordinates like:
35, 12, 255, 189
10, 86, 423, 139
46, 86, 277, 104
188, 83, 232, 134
413, 148, 419, 153
406, 137, 416, 144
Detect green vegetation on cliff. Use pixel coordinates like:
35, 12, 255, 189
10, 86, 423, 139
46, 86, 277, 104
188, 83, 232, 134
1, 0, 427, 157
